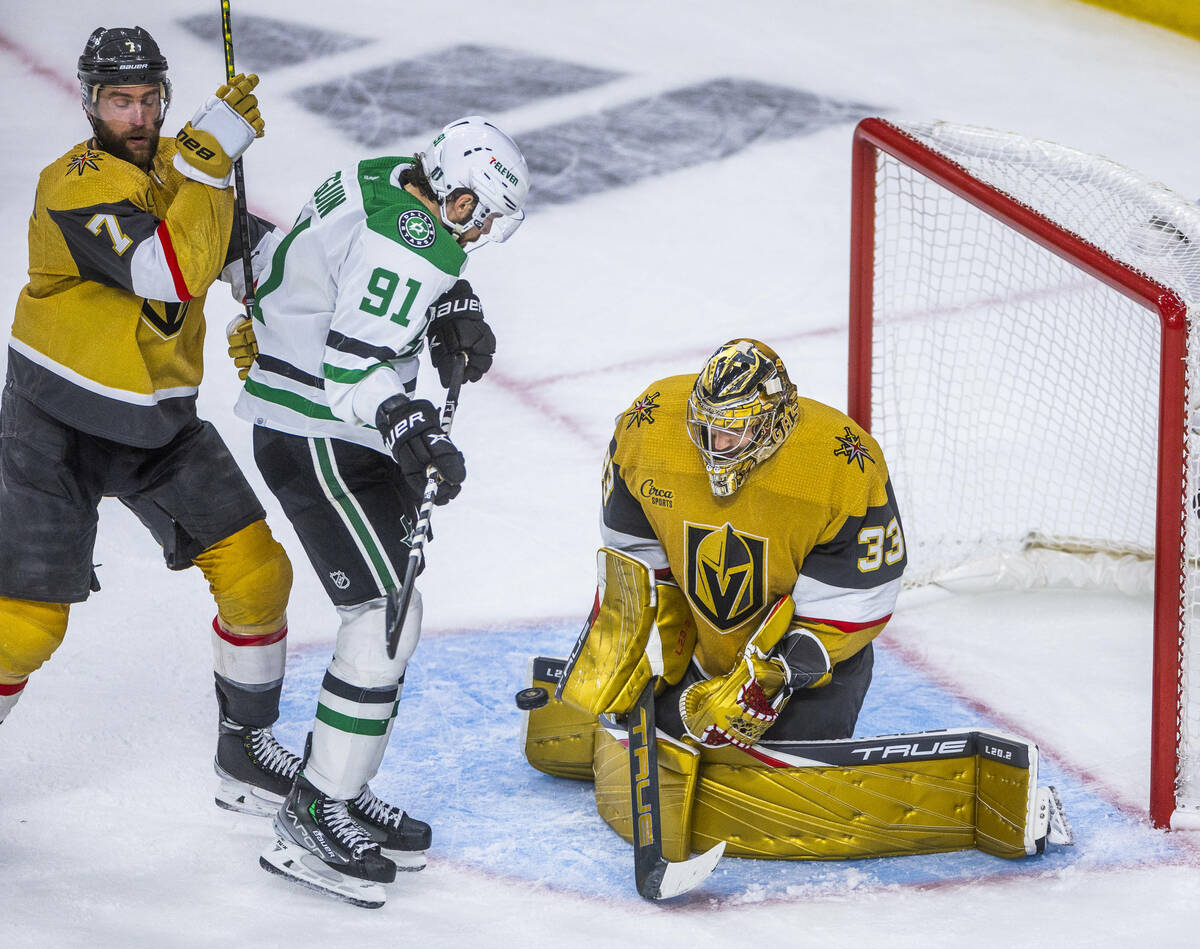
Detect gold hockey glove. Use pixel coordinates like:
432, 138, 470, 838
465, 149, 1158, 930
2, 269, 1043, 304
173, 73, 264, 188
216, 73, 265, 138
680, 596, 794, 749
226, 315, 258, 380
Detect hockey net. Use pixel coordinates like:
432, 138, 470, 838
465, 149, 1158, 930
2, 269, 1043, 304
849, 118, 1200, 829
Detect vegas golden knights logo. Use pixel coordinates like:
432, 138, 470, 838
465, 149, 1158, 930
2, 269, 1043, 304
140, 299, 189, 339
685, 522, 766, 631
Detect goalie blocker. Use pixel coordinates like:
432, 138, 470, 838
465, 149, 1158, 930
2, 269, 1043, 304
523, 548, 1073, 861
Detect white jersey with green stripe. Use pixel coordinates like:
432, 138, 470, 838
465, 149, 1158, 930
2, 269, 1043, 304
235, 156, 467, 451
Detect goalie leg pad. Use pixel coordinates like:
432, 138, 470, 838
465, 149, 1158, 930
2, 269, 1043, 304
975, 739, 1073, 858
691, 754, 979, 859
522, 656, 601, 780
590, 728, 1072, 861
593, 720, 701, 864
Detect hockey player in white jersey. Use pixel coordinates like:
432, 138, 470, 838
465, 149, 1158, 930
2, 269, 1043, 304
229, 116, 529, 907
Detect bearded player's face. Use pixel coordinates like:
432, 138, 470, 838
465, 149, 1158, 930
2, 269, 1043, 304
92, 84, 163, 171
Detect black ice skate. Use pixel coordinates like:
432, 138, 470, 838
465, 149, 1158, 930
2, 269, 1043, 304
348, 784, 432, 870
213, 716, 301, 817
260, 774, 397, 908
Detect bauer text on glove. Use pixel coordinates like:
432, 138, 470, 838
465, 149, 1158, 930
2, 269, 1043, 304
376, 394, 465, 504
426, 280, 496, 388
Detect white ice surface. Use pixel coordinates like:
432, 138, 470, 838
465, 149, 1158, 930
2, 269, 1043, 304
2, 1, 1200, 945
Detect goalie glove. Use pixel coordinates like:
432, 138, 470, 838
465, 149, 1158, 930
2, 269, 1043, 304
679, 597, 795, 749
426, 280, 495, 388
225, 315, 258, 381
173, 73, 265, 188
376, 393, 465, 504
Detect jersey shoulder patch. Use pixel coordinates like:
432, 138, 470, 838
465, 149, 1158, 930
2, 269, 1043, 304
612, 374, 697, 474
41, 141, 153, 213
362, 178, 465, 277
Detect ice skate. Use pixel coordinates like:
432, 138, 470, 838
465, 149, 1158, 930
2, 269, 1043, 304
214, 716, 301, 817
348, 784, 431, 870
260, 774, 396, 908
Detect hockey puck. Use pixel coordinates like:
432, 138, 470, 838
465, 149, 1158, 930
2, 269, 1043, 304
515, 687, 549, 710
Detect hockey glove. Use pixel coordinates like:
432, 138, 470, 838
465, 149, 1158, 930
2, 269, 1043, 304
679, 597, 795, 749
774, 628, 833, 690
426, 280, 496, 388
173, 73, 264, 188
376, 394, 465, 505
225, 315, 258, 381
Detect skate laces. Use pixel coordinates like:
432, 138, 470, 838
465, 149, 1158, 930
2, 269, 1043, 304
353, 785, 404, 828
318, 798, 377, 859
248, 728, 300, 781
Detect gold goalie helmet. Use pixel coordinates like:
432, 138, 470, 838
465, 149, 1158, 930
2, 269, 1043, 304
686, 339, 800, 496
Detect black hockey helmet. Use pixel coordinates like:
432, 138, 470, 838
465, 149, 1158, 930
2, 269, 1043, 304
78, 26, 171, 119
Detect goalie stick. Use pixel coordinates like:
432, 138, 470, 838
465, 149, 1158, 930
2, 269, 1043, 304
627, 678, 725, 900
219, 0, 256, 322
386, 354, 467, 658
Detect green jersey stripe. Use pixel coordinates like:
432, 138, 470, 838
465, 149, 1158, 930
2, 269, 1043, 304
322, 362, 391, 384
251, 216, 313, 323
243, 378, 339, 420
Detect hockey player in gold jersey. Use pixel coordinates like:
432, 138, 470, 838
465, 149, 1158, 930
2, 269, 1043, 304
597, 337, 905, 747
534, 341, 1073, 868
0, 27, 299, 820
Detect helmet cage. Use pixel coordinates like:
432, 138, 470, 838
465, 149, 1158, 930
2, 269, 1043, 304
686, 340, 799, 496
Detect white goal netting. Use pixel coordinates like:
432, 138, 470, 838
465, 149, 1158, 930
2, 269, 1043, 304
860, 119, 1200, 823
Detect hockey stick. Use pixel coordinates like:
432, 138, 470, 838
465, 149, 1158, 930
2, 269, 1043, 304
219, 0, 256, 321
386, 354, 467, 658
627, 678, 725, 900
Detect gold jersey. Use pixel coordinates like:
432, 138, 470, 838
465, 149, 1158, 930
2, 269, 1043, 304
8, 137, 235, 447
602, 374, 905, 677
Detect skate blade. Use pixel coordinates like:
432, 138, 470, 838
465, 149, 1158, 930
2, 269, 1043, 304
214, 776, 285, 818
259, 839, 387, 909
387, 848, 427, 872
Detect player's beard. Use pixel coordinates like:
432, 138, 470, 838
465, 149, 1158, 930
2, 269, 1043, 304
93, 120, 162, 172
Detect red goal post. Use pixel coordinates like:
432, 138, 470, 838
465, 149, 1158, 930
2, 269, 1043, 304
848, 117, 1200, 829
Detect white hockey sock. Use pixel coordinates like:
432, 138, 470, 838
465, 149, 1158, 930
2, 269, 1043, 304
306, 671, 401, 799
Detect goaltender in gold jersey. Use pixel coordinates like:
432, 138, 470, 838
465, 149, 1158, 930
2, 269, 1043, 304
527, 340, 1073, 868
597, 338, 905, 747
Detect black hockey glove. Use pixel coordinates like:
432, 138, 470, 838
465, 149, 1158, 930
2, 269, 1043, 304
377, 394, 465, 505
773, 629, 833, 690
426, 279, 496, 388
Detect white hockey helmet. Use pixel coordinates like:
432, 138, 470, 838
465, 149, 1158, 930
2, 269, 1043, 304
422, 116, 530, 245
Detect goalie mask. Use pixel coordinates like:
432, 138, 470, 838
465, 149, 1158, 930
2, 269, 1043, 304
686, 339, 800, 496
77, 26, 171, 124
420, 116, 530, 248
